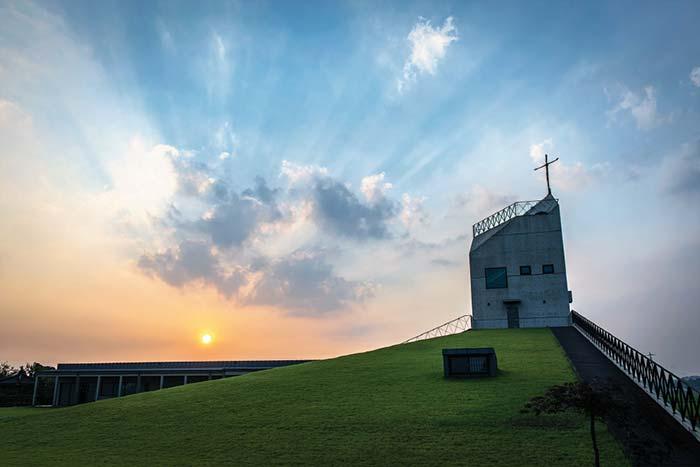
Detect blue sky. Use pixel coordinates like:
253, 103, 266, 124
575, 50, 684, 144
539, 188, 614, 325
1, 1, 699, 373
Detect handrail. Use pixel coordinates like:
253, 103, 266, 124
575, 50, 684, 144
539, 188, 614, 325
572, 310, 700, 432
403, 315, 472, 344
472, 199, 558, 237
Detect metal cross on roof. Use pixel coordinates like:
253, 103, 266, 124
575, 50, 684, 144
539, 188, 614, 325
534, 153, 559, 196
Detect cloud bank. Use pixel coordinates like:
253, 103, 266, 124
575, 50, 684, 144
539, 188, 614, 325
135, 156, 417, 315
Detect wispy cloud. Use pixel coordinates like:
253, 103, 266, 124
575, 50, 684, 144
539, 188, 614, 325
400, 193, 428, 229
605, 84, 666, 130
661, 140, 700, 197
397, 17, 458, 93
691, 66, 700, 88
529, 138, 609, 192
449, 185, 517, 221
156, 18, 175, 53
204, 31, 232, 99
529, 138, 554, 164
212, 121, 238, 154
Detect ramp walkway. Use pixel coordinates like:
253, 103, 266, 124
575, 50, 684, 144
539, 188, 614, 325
553, 326, 700, 466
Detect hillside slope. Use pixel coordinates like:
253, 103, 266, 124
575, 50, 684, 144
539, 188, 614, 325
0, 329, 627, 466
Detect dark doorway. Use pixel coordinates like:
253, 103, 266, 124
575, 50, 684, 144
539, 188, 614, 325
506, 305, 520, 328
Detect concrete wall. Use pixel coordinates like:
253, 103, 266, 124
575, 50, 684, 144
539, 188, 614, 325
469, 201, 571, 329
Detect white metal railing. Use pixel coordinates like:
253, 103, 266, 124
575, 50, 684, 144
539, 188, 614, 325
472, 199, 558, 237
403, 315, 472, 344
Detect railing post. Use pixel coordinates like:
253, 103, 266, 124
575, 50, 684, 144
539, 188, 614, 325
95, 376, 101, 401
32, 375, 39, 406
52, 375, 60, 407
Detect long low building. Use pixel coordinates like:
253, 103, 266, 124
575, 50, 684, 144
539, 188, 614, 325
33, 360, 312, 407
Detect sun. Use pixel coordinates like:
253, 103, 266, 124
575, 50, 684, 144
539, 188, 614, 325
201, 334, 213, 345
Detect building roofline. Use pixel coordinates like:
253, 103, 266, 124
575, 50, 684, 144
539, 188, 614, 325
36, 360, 313, 375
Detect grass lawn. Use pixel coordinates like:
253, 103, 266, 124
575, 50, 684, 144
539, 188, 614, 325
0, 406, 42, 420
0, 329, 628, 466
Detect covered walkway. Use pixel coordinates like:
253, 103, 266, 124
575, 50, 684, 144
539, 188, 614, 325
33, 360, 311, 407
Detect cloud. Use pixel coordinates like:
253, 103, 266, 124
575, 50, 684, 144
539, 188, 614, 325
135, 161, 397, 313
138, 240, 247, 298
0, 99, 31, 127
169, 153, 217, 198
281, 162, 401, 240
529, 138, 609, 192
212, 121, 238, 153
101, 141, 179, 222
139, 243, 372, 315
397, 234, 470, 267
398, 17, 458, 93
311, 177, 398, 240
0, 99, 46, 208
691, 66, 700, 88
213, 33, 226, 64
400, 193, 428, 228
661, 140, 700, 197
430, 258, 458, 267
550, 161, 610, 192
450, 185, 517, 220
280, 160, 329, 185
204, 32, 232, 99
188, 175, 283, 249
242, 175, 280, 205
197, 193, 273, 248
137, 158, 429, 314
529, 138, 554, 164
156, 19, 175, 53
360, 172, 393, 202
605, 85, 665, 130
245, 250, 374, 315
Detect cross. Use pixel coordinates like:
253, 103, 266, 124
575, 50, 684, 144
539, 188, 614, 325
647, 352, 655, 361
534, 153, 559, 196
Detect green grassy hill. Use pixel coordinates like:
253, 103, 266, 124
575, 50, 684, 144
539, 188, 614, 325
0, 329, 627, 466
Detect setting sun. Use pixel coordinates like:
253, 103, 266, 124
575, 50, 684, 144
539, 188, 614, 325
201, 334, 213, 345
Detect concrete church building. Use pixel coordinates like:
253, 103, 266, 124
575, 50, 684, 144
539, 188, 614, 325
469, 155, 572, 329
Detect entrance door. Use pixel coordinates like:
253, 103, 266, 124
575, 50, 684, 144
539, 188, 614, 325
506, 305, 520, 328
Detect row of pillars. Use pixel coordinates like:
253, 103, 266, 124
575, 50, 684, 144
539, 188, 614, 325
33, 374, 213, 407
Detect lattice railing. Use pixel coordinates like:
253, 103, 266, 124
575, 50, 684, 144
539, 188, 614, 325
403, 315, 472, 344
472, 199, 558, 237
572, 310, 699, 432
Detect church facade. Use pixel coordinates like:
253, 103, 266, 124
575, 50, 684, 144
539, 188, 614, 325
469, 194, 572, 329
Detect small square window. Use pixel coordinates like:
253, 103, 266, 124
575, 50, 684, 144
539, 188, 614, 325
542, 264, 554, 274
520, 265, 531, 275
485, 267, 508, 289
